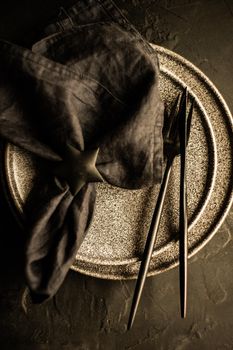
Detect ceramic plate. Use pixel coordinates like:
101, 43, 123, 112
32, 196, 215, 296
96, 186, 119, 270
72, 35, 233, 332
3, 45, 233, 279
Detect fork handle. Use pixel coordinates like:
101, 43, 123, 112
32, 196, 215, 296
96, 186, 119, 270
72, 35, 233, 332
141, 158, 173, 261
128, 158, 173, 329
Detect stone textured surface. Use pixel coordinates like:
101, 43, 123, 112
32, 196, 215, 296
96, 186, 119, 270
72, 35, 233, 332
0, 0, 233, 349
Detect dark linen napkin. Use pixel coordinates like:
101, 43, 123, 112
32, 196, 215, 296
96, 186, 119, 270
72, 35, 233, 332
0, 0, 164, 302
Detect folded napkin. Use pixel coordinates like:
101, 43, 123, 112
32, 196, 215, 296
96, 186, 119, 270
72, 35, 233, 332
0, 0, 164, 302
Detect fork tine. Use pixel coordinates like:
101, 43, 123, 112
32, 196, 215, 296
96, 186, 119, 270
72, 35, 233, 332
162, 102, 170, 140
168, 88, 187, 149
186, 97, 194, 146
169, 94, 181, 131
170, 94, 180, 119
178, 88, 188, 121
168, 94, 181, 138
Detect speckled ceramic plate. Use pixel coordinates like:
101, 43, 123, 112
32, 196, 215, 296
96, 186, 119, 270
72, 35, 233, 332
3, 45, 233, 279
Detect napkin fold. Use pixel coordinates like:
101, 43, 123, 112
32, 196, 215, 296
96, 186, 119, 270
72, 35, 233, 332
0, 0, 164, 302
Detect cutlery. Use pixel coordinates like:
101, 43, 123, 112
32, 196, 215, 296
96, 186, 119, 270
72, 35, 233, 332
179, 95, 194, 318
127, 88, 193, 329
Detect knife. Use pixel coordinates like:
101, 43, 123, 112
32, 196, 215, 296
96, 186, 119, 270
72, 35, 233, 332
179, 93, 194, 318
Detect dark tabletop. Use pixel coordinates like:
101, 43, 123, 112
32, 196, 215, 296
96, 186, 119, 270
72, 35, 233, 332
0, 1, 233, 349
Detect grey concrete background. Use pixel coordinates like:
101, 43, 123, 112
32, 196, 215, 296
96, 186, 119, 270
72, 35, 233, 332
0, 0, 233, 349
